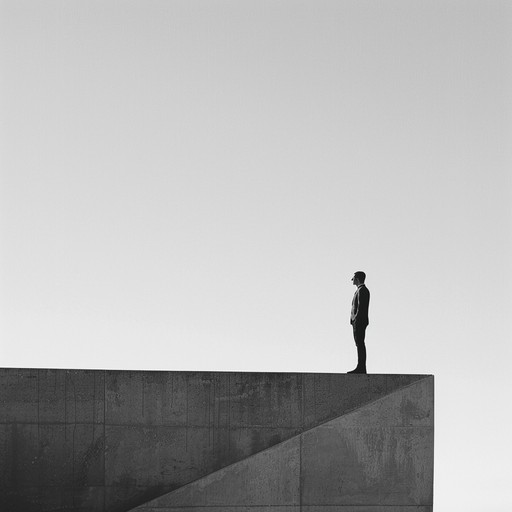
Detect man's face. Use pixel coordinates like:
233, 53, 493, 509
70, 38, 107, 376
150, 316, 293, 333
351, 275, 360, 286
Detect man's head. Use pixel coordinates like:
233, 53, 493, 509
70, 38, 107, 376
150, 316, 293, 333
351, 271, 366, 286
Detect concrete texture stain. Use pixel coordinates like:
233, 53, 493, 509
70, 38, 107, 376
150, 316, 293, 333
400, 397, 431, 423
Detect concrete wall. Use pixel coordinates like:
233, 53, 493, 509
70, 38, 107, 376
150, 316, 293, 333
0, 368, 430, 512
132, 377, 434, 511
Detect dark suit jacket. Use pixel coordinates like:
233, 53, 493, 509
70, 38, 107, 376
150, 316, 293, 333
350, 284, 370, 327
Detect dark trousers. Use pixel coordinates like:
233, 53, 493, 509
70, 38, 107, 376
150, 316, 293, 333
352, 323, 367, 371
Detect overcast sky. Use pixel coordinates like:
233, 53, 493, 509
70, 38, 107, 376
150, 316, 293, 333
1, 1, 511, 510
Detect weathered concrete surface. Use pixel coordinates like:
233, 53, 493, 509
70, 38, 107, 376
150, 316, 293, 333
140, 436, 301, 508
132, 377, 434, 511
0, 368, 431, 512
301, 377, 434, 507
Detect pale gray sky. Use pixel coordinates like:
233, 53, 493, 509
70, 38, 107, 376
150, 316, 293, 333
1, 1, 511, 510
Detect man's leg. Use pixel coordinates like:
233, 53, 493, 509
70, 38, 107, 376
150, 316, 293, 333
352, 324, 367, 373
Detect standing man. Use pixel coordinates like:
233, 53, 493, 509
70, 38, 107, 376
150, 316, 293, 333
348, 271, 370, 374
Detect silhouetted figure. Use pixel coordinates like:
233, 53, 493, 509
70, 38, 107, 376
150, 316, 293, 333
348, 271, 370, 374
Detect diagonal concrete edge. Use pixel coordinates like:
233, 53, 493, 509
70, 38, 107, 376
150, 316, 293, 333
129, 376, 434, 511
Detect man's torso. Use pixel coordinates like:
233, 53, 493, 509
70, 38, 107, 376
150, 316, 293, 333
351, 284, 370, 326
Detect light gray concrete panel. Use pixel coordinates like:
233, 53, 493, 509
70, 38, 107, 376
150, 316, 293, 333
301, 426, 434, 505
0, 369, 39, 423
134, 437, 300, 509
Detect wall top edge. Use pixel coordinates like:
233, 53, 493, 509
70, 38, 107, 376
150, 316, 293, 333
0, 367, 434, 378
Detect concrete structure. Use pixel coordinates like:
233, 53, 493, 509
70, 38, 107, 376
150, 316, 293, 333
0, 369, 433, 512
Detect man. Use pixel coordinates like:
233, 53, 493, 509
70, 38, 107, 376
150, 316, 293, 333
348, 271, 370, 374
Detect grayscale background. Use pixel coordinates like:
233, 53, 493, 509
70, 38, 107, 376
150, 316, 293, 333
1, 1, 511, 510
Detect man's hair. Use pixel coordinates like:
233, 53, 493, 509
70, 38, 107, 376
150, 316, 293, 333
354, 271, 366, 282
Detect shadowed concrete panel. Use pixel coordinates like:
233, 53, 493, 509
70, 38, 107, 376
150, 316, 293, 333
0, 423, 40, 488
39, 370, 105, 424
0, 370, 39, 423
105, 424, 297, 490
37, 424, 104, 487
0, 369, 105, 424
128, 377, 434, 511
105, 372, 304, 427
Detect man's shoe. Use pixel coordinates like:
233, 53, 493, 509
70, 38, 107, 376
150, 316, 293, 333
347, 368, 367, 374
